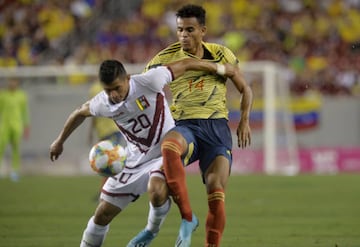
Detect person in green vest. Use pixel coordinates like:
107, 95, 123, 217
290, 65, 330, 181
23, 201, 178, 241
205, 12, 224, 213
0, 78, 30, 182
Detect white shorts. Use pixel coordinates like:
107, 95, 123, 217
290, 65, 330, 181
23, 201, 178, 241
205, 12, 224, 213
100, 156, 165, 210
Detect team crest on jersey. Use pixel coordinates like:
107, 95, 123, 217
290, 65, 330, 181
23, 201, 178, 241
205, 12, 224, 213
136, 95, 150, 110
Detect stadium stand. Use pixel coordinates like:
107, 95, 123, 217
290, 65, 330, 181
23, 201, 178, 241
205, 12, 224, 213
0, 0, 359, 96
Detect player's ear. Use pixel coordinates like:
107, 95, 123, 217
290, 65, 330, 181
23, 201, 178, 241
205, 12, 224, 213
201, 25, 207, 36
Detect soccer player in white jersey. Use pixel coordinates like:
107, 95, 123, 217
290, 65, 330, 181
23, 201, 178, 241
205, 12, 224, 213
49, 57, 238, 247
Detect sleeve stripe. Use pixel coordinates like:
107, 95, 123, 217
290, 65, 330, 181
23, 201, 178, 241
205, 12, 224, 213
166, 66, 175, 81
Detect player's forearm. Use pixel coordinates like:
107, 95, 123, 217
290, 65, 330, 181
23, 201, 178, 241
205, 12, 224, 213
229, 67, 253, 120
56, 109, 87, 144
189, 59, 217, 73
240, 85, 253, 121
169, 58, 217, 79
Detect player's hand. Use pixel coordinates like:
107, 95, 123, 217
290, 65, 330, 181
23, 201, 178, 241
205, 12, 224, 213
237, 119, 251, 149
49, 140, 63, 162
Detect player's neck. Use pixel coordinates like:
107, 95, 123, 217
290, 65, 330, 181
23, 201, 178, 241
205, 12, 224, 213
194, 43, 204, 58
184, 44, 204, 59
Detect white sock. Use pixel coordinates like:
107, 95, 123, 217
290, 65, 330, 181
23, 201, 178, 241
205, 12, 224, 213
80, 216, 109, 247
145, 198, 171, 234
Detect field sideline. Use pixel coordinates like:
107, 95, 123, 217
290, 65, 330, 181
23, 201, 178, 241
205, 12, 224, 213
0, 174, 359, 247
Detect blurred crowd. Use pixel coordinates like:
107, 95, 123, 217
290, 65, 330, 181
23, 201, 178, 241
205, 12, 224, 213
1, 0, 360, 96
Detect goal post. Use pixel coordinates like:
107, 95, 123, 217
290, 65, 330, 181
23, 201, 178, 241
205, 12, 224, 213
236, 61, 300, 175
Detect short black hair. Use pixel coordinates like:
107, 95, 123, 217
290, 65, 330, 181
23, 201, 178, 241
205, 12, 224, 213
99, 60, 127, 85
176, 4, 206, 26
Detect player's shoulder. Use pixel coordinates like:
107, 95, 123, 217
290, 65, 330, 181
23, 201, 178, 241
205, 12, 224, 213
91, 90, 107, 104
203, 41, 224, 49
17, 89, 28, 99
152, 42, 183, 60
203, 42, 238, 64
145, 42, 182, 71
132, 66, 170, 86
157, 42, 182, 57
203, 42, 226, 52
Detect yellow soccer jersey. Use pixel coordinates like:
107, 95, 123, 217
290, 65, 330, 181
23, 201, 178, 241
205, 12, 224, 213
0, 88, 29, 128
144, 42, 239, 120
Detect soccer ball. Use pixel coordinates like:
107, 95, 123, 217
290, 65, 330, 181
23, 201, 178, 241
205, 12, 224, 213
89, 140, 127, 177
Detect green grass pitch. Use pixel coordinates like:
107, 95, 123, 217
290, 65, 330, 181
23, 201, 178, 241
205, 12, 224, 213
0, 174, 359, 247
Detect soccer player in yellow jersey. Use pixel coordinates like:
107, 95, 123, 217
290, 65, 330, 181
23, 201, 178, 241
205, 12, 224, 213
130, 4, 253, 247
0, 78, 30, 182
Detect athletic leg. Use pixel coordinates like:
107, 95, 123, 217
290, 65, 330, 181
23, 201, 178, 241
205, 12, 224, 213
0, 126, 9, 175
161, 130, 199, 247
145, 175, 170, 233
82, 165, 151, 247
204, 156, 230, 247
80, 200, 121, 247
10, 127, 22, 179
161, 131, 192, 221
126, 175, 171, 247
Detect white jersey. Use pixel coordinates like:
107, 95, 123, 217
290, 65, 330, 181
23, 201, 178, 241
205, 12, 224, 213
89, 66, 175, 172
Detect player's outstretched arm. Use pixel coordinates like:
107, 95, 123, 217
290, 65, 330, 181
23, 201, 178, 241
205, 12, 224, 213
165, 58, 221, 79
165, 57, 239, 80
225, 64, 253, 149
50, 101, 92, 161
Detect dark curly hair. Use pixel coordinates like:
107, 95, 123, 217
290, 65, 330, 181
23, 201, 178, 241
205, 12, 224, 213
176, 4, 206, 26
